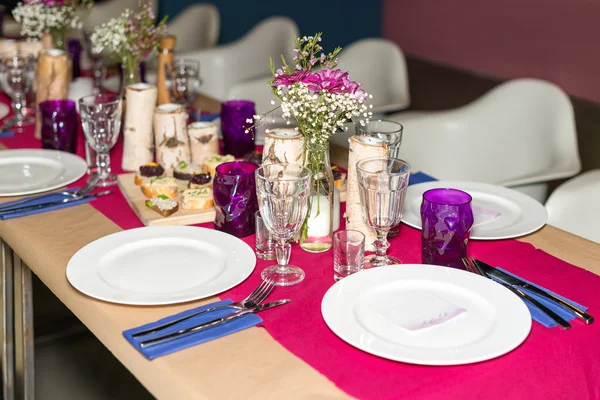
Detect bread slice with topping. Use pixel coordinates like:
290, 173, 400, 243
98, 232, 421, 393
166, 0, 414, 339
202, 154, 235, 177
181, 187, 214, 211
135, 162, 165, 186
173, 160, 204, 182
141, 177, 179, 199
145, 194, 179, 217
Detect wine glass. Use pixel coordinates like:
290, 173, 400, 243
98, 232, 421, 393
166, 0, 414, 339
165, 59, 201, 119
82, 30, 106, 94
0, 54, 36, 131
255, 163, 312, 286
356, 157, 411, 268
78, 93, 122, 187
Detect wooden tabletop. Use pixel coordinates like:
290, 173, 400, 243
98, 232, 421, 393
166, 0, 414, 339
1, 147, 599, 399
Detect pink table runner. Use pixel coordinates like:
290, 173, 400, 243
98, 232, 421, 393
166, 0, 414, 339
2, 95, 600, 400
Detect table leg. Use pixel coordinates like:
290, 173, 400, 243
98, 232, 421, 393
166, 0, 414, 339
14, 255, 34, 400
1, 239, 15, 400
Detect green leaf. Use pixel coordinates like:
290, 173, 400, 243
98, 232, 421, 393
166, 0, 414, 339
178, 160, 187, 169
158, 194, 169, 200
145, 200, 153, 208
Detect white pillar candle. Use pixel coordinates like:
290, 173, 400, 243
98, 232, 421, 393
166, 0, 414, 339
306, 194, 332, 238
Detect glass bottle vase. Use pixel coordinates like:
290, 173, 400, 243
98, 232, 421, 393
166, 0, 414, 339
49, 27, 67, 50
120, 55, 142, 96
299, 145, 335, 253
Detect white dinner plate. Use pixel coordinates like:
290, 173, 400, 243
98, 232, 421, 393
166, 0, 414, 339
0, 103, 9, 120
322, 264, 531, 366
67, 226, 256, 305
402, 181, 548, 240
0, 149, 87, 197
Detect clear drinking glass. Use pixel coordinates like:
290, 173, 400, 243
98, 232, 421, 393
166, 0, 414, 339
357, 157, 411, 268
255, 211, 276, 260
79, 93, 122, 187
0, 54, 36, 131
255, 163, 311, 286
333, 230, 365, 281
356, 120, 404, 158
165, 59, 201, 120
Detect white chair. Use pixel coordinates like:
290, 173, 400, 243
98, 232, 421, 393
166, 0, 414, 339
180, 16, 299, 101
336, 38, 410, 114
331, 78, 580, 203
545, 170, 600, 243
82, 0, 143, 30
166, 4, 219, 53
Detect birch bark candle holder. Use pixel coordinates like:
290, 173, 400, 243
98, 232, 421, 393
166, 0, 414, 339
262, 128, 306, 166
346, 135, 389, 252
153, 103, 191, 172
35, 49, 70, 140
187, 121, 219, 166
122, 83, 158, 171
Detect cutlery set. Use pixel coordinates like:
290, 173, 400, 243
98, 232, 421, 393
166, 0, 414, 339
131, 280, 290, 349
462, 257, 594, 329
0, 175, 110, 216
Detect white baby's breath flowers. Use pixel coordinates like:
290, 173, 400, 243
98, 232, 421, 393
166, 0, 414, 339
12, 0, 87, 39
90, 12, 129, 55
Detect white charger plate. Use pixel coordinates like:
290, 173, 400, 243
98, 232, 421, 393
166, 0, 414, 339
322, 264, 531, 366
0, 103, 9, 121
402, 181, 548, 240
0, 149, 87, 196
67, 226, 256, 305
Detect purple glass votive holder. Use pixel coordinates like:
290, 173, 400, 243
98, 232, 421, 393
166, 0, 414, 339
213, 161, 259, 238
39, 100, 78, 154
421, 188, 474, 269
68, 39, 82, 78
220, 100, 256, 157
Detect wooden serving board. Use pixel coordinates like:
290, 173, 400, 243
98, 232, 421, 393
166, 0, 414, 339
118, 172, 347, 227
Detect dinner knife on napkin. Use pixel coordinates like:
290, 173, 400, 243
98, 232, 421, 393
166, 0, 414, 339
140, 299, 290, 348
474, 259, 594, 324
0, 190, 113, 216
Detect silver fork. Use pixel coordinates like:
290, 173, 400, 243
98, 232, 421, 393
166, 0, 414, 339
131, 279, 275, 338
0, 174, 101, 210
462, 257, 571, 329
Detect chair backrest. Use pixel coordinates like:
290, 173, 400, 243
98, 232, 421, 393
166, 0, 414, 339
545, 170, 600, 243
167, 4, 220, 53
180, 16, 299, 100
390, 78, 581, 186
337, 38, 410, 114
83, 0, 145, 30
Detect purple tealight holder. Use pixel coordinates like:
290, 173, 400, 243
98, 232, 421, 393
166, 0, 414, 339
39, 100, 78, 154
213, 161, 259, 238
421, 188, 474, 269
220, 100, 256, 158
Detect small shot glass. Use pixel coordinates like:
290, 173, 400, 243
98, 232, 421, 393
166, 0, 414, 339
333, 230, 365, 281
255, 211, 276, 260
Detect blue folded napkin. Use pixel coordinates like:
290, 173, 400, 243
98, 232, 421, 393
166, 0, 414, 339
123, 299, 262, 360
199, 113, 221, 122
409, 171, 437, 186
0, 188, 94, 220
0, 130, 14, 139
492, 268, 589, 328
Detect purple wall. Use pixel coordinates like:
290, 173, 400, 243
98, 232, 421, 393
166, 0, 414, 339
383, 0, 600, 102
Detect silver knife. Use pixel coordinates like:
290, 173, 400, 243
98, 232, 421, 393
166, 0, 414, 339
0, 190, 113, 216
475, 259, 594, 324
139, 299, 290, 348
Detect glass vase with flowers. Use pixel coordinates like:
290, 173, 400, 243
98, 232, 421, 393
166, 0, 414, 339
13, 0, 93, 51
91, 0, 166, 94
252, 34, 372, 253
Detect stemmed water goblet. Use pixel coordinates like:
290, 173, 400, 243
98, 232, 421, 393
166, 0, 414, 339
165, 59, 201, 119
78, 93, 122, 187
0, 53, 36, 132
255, 163, 312, 286
356, 157, 411, 268
83, 30, 106, 94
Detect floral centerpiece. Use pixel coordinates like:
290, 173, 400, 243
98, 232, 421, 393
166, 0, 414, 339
12, 0, 93, 50
255, 33, 372, 252
90, 0, 166, 89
